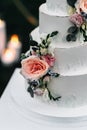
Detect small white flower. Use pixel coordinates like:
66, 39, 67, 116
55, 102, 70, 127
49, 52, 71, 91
47, 37, 51, 44
81, 23, 86, 30
42, 88, 50, 101
40, 48, 48, 55
68, 6, 76, 15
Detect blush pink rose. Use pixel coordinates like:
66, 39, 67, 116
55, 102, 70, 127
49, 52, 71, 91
21, 56, 49, 80
41, 54, 55, 67
70, 13, 84, 27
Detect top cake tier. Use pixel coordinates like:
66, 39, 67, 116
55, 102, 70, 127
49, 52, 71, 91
46, 0, 69, 16
39, 0, 87, 48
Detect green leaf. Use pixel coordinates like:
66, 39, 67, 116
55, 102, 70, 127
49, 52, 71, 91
27, 86, 34, 98
42, 39, 46, 45
21, 53, 27, 60
46, 34, 50, 42
50, 31, 58, 37
47, 88, 61, 101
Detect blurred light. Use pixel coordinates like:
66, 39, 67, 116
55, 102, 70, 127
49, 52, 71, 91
1, 48, 16, 65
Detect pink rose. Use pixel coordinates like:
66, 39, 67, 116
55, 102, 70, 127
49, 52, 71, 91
70, 13, 84, 27
79, 0, 87, 13
21, 56, 49, 80
41, 54, 55, 67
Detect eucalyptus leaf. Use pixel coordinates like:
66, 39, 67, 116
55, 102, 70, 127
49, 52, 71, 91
46, 34, 50, 42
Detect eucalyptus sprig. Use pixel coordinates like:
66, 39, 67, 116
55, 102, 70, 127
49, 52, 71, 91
40, 31, 58, 48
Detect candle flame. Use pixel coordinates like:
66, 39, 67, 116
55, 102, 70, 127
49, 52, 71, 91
4, 49, 14, 58
0, 19, 3, 24
1, 48, 16, 64
0, 19, 5, 28
10, 34, 19, 44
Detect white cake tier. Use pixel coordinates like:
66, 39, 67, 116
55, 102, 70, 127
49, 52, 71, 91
54, 45, 87, 76
25, 73, 87, 107
46, 0, 69, 16
31, 27, 87, 76
10, 69, 87, 118
39, 4, 81, 45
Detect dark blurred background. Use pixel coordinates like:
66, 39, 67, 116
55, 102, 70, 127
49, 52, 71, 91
0, 0, 46, 97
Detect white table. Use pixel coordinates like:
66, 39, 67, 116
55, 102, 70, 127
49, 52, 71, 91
1, 68, 87, 130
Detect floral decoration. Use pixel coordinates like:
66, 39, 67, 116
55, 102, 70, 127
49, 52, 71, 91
66, 0, 87, 42
70, 13, 84, 27
21, 31, 61, 101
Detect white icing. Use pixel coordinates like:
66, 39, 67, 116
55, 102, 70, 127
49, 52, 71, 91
46, 0, 69, 16
54, 45, 87, 76
48, 74, 87, 107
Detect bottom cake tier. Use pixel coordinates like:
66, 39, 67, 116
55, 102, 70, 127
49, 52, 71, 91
10, 69, 87, 120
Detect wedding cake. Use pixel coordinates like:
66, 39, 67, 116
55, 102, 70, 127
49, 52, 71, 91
21, 0, 87, 108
